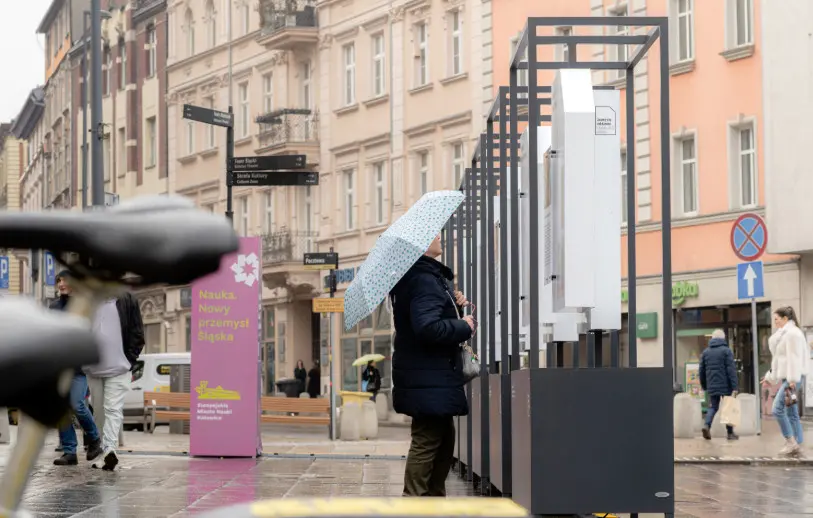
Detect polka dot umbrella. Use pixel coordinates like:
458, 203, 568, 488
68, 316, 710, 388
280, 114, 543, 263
343, 190, 465, 330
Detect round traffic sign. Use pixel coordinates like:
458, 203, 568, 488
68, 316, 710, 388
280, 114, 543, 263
730, 213, 768, 261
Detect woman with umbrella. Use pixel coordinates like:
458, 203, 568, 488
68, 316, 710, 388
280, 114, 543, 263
343, 191, 475, 497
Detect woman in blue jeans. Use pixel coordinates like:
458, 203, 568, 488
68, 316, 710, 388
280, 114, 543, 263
762, 306, 809, 457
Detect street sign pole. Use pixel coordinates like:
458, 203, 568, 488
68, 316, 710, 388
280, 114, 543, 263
225, 106, 234, 221
328, 246, 337, 441
751, 297, 761, 435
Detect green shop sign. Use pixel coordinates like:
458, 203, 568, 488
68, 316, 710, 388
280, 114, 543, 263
621, 281, 699, 307
636, 312, 658, 339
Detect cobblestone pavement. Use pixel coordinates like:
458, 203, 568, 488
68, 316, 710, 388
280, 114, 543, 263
6, 455, 813, 518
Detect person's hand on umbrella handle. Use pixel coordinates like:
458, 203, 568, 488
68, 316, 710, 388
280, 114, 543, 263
462, 315, 478, 333
454, 291, 470, 307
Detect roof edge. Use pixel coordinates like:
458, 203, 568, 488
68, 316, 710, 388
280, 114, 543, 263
37, 0, 67, 34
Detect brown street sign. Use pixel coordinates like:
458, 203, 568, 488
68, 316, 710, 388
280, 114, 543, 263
313, 298, 345, 313
182, 104, 232, 127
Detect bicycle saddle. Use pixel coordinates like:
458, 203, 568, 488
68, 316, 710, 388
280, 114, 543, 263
0, 195, 239, 286
0, 298, 99, 427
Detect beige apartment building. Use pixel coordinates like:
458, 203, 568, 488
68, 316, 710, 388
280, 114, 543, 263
0, 124, 26, 296
166, 0, 490, 393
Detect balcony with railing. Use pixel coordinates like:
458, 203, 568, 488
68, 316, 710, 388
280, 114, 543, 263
257, 0, 317, 50
255, 108, 319, 155
262, 228, 320, 291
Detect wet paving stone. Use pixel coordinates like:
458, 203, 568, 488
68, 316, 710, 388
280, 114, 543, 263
5, 456, 813, 517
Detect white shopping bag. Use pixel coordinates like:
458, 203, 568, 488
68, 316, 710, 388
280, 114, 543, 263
720, 396, 741, 427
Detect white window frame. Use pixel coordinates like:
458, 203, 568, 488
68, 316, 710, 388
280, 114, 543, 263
448, 10, 463, 76
672, 132, 699, 217
555, 26, 572, 63
205, 96, 216, 149
670, 0, 695, 63
185, 9, 195, 57
238, 82, 249, 138
103, 46, 111, 96
206, 0, 217, 49
620, 149, 628, 225
452, 142, 465, 188
417, 151, 430, 196
145, 116, 157, 168
239, 195, 250, 236
118, 39, 127, 90
263, 189, 274, 233
301, 61, 312, 109
147, 26, 157, 77
609, 7, 627, 79
373, 162, 386, 225
342, 43, 356, 106
241, 3, 250, 35
725, 0, 754, 50
262, 73, 274, 113
727, 118, 758, 209
414, 22, 429, 87
344, 169, 356, 231
371, 33, 385, 97
185, 120, 195, 156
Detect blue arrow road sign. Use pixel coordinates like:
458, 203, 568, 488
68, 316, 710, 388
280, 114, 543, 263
0, 256, 8, 290
45, 252, 56, 286
737, 261, 764, 300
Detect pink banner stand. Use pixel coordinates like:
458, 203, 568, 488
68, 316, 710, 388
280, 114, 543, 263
191, 237, 262, 457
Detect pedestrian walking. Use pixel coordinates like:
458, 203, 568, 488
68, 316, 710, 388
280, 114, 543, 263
698, 329, 739, 441
51, 271, 104, 466
307, 361, 321, 398
390, 234, 476, 497
362, 360, 382, 401
294, 360, 307, 396
763, 306, 807, 456
84, 290, 144, 471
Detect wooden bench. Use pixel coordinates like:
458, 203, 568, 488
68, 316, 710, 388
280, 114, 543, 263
260, 396, 330, 426
142, 392, 331, 433
143, 391, 191, 433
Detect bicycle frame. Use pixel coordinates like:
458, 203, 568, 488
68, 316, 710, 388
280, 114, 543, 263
0, 276, 124, 517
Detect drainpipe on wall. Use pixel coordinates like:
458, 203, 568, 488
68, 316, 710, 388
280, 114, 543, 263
388, 0, 394, 221
165, 8, 171, 195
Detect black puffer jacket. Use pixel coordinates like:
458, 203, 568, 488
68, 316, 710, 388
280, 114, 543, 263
699, 337, 738, 396
390, 256, 472, 418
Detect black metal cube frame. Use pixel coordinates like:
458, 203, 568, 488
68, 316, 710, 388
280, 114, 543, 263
445, 15, 676, 517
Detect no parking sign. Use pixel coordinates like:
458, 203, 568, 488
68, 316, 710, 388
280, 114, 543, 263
730, 213, 768, 262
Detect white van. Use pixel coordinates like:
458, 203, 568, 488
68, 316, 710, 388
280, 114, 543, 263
123, 352, 191, 430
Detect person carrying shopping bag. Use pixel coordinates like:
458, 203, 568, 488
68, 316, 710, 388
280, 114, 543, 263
762, 306, 808, 457
699, 329, 739, 441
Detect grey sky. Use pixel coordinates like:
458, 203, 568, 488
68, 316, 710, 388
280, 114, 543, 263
0, 0, 52, 123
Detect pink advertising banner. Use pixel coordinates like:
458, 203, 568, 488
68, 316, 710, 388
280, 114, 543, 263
190, 236, 262, 457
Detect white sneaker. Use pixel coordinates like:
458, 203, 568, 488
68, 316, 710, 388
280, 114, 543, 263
779, 437, 800, 456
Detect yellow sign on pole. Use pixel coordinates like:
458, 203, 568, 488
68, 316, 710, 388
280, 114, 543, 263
312, 297, 345, 313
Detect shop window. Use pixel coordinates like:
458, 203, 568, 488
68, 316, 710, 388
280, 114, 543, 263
374, 335, 392, 388
341, 338, 359, 390
341, 301, 391, 391
360, 339, 373, 357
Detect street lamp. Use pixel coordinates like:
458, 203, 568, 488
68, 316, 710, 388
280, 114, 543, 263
81, 9, 111, 210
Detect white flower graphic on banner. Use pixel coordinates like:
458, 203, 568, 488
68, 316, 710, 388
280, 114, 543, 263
230, 252, 260, 287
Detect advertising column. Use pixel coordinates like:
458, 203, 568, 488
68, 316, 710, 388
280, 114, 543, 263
191, 237, 262, 457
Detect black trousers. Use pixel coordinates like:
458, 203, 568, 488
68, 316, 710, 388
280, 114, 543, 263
403, 415, 456, 497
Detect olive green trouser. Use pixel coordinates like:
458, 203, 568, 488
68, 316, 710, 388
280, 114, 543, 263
403, 415, 456, 497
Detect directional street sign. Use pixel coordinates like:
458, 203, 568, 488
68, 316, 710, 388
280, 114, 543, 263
230, 171, 319, 187
304, 252, 339, 271
731, 213, 768, 262
182, 104, 233, 127
230, 155, 306, 171
737, 260, 764, 300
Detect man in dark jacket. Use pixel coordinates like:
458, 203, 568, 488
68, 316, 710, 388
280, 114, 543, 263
390, 234, 476, 496
699, 329, 739, 441
85, 289, 144, 471
51, 270, 104, 466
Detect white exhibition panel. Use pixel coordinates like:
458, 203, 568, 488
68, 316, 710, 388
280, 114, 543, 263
518, 126, 582, 344
588, 88, 623, 331
550, 70, 597, 312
